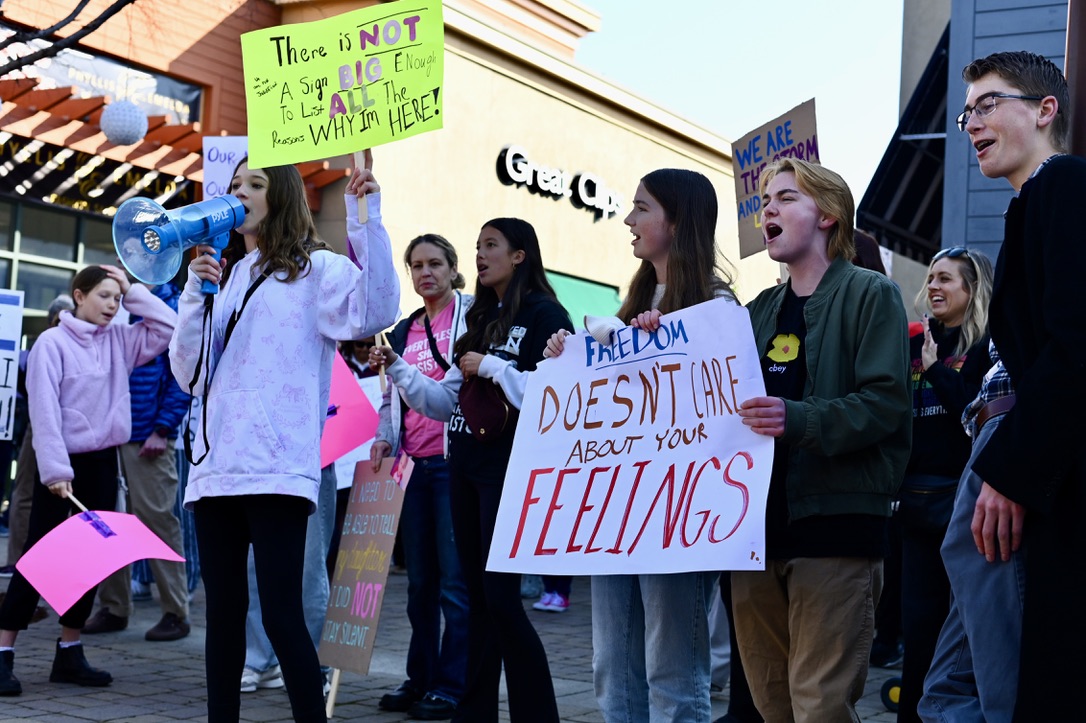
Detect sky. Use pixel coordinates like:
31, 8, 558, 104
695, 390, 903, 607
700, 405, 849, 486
575, 0, 906, 202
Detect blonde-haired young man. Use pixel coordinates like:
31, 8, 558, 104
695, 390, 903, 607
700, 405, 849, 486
734, 159, 911, 722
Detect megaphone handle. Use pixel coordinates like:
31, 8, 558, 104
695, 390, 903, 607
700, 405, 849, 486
201, 246, 221, 295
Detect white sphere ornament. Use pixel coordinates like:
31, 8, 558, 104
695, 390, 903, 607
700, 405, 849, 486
100, 100, 148, 145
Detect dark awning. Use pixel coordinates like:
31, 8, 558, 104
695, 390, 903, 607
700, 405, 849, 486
858, 25, 949, 263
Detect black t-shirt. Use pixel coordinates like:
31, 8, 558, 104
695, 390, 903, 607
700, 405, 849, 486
446, 292, 572, 483
762, 287, 886, 560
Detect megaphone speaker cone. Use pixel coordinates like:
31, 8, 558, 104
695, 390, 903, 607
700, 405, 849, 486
112, 198, 184, 285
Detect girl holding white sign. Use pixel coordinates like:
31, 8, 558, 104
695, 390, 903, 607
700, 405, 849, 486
543, 168, 736, 723
370, 218, 572, 723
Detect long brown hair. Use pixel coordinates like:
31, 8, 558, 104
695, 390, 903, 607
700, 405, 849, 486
221, 158, 330, 284
616, 169, 734, 322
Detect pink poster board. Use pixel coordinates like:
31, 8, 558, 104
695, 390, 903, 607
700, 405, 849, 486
321, 352, 379, 467
17, 510, 184, 615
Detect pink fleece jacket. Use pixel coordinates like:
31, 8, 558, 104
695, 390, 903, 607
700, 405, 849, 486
28, 284, 176, 485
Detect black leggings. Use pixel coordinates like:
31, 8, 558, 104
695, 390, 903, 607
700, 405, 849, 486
449, 466, 558, 723
0, 447, 118, 631
194, 494, 325, 723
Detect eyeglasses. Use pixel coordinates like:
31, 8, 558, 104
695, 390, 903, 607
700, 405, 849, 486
956, 92, 1045, 132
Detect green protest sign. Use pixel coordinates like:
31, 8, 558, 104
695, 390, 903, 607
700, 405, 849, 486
241, 0, 444, 167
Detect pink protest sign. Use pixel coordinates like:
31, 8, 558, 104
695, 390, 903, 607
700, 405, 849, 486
321, 352, 379, 467
17, 510, 184, 615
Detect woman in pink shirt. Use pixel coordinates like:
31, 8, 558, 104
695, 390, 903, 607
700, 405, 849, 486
370, 234, 471, 719
0, 265, 175, 696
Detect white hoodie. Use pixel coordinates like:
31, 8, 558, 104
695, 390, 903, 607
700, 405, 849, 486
171, 193, 399, 511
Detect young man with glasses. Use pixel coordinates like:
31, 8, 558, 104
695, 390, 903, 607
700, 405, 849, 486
920, 50, 1086, 722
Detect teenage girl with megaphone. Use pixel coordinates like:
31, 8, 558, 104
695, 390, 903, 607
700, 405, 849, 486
169, 152, 400, 723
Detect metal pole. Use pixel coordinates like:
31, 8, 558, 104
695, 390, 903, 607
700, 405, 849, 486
1068, 0, 1086, 155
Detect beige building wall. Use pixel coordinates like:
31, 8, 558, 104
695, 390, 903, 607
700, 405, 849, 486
311, 0, 781, 322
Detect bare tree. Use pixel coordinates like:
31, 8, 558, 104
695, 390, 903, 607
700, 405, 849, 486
0, 0, 139, 78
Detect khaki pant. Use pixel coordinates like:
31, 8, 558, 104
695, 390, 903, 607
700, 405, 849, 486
97, 439, 188, 619
5, 426, 35, 565
732, 557, 883, 723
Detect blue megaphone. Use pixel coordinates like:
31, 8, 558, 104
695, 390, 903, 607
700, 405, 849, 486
112, 195, 247, 294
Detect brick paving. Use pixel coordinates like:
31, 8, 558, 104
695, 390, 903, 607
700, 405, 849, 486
0, 536, 899, 721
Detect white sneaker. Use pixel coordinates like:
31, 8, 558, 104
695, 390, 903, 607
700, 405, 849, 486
532, 592, 555, 611
542, 593, 570, 612
240, 665, 285, 693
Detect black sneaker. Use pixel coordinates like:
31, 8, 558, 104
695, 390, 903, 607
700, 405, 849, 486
0, 650, 21, 696
408, 693, 457, 720
378, 681, 423, 712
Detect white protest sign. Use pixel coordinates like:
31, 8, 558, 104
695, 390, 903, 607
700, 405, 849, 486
487, 298, 773, 575
201, 136, 249, 198
0, 291, 24, 441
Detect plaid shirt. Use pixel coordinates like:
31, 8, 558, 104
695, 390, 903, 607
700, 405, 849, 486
962, 341, 1013, 439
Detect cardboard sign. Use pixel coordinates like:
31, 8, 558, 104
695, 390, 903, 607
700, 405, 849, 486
732, 99, 819, 259
241, 0, 445, 167
0, 292, 23, 441
487, 299, 773, 575
201, 136, 249, 198
319, 458, 405, 674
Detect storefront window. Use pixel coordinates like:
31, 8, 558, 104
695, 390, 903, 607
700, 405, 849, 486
19, 205, 76, 261
82, 217, 117, 266
0, 203, 12, 251
17, 263, 73, 312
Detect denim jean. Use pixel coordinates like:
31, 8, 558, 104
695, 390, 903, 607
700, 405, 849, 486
401, 455, 469, 703
245, 465, 337, 671
919, 416, 1026, 723
591, 572, 714, 723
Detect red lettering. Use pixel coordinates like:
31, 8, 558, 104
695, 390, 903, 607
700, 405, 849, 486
627, 462, 694, 554
681, 458, 719, 546
708, 451, 752, 542
510, 467, 553, 558
606, 460, 651, 554
568, 466, 610, 553
586, 466, 622, 554
536, 467, 578, 555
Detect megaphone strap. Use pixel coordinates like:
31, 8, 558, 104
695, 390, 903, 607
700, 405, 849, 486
184, 270, 271, 468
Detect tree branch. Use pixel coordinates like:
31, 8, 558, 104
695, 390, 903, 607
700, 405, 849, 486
0, 0, 139, 79
0, 0, 95, 52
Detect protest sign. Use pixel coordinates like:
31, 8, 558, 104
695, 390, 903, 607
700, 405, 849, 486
319, 458, 404, 674
17, 510, 184, 615
0, 291, 23, 441
321, 352, 379, 468
201, 136, 248, 198
732, 99, 819, 259
241, 0, 444, 167
487, 299, 773, 576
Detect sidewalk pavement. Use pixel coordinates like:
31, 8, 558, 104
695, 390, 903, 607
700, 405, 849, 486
0, 538, 899, 721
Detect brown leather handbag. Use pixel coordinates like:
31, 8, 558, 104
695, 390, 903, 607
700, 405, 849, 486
458, 376, 518, 442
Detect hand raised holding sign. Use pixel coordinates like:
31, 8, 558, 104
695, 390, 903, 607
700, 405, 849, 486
349, 149, 377, 222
